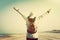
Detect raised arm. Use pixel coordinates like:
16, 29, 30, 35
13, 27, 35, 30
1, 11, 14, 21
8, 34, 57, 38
38, 9, 51, 19
13, 7, 27, 21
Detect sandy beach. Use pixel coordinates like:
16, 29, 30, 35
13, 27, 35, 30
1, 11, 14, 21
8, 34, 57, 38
0, 33, 60, 40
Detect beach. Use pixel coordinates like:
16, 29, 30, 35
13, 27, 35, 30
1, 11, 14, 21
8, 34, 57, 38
0, 33, 60, 40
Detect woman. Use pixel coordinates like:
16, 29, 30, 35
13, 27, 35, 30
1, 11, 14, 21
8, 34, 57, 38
26, 13, 38, 40
13, 7, 51, 40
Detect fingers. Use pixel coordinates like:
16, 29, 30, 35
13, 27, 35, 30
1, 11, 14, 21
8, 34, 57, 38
13, 7, 19, 11
13, 7, 16, 10
47, 9, 51, 13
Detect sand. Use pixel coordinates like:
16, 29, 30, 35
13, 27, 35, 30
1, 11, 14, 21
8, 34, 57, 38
0, 33, 60, 40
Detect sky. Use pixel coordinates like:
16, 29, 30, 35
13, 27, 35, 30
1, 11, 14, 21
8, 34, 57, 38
0, 0, 60, 34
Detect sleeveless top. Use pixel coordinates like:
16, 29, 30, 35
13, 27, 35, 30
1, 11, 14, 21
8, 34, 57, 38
27, 22, 37, 34
26, 20, 38, 38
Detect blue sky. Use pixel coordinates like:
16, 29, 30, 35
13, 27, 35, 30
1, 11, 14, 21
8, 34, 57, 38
0, 0, 60, 34
0, 0, 25, 12
0, 0, 45, 12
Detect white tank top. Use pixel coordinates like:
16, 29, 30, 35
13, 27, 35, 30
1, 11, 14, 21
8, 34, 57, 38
26, 20, 38, 38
